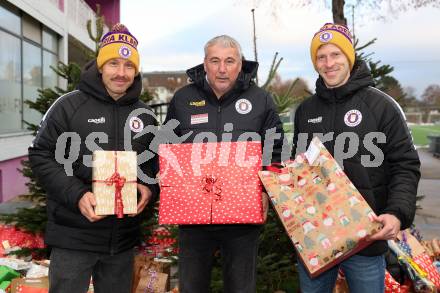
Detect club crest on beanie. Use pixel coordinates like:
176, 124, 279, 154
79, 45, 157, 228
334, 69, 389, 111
310, 23, 355, 71
97, 23, 140, 73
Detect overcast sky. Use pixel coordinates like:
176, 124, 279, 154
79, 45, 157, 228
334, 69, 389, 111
121, 0, 440, 98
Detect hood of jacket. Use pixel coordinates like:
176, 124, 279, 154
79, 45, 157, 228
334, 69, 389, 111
77, 60, 142, 105
315, 59, 375, 103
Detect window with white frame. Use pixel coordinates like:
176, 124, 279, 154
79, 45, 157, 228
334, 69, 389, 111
0, 2, 59, 134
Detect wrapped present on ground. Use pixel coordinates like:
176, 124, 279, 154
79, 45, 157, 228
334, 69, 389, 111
388, 239, 436, 292
0, 280, 11, 291
0, 225, 45, 257
333, 268, 411, 293
384, 271, 411, 293
0, 265, 20, 283
134, 259, 168, 293
395, 230, 440, 290
0, 258, 31, 271
10, 277, 48, 293
143, 227, 177, 258
92, 151, 137, 218
25, 263, 48, 279
258, 137, 381, 277
333, 270, 349, 293
132, 254, 170, 293
421, 239, 440, 261
158, 141, 263, 224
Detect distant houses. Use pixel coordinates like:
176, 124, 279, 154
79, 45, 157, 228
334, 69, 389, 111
142, 71, 190, 104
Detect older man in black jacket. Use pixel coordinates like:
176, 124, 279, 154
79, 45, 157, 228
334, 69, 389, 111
165, 35, 284, 293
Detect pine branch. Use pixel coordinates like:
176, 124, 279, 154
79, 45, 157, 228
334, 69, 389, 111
87, 4, 105, 57
355, 38, 377, 51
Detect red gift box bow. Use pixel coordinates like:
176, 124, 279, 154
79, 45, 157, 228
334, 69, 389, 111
93, 151, 137, 218
202, 175, 222, 201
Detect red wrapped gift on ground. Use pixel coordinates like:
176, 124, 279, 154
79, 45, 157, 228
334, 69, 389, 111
0, 225, 45, 257
397, 229, 440, 289
158, 141, 263, 224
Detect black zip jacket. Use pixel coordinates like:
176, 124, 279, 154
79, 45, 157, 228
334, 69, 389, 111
164, 60, 284, 230
165, 60, 284, 164
292, 60, 421, 256
28, 60, 159, 254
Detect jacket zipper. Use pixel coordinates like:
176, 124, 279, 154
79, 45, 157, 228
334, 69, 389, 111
109, 104, 119, 255
216, 105, 222, 140
330, 91, 336, 155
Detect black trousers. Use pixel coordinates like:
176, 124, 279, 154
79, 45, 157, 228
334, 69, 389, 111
178, 225, 261, 293
49, 247, 134, 293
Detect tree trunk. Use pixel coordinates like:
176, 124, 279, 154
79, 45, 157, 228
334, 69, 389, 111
332, 0, 347, 25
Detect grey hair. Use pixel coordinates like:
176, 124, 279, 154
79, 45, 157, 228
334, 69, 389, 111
204, 35, 243, 59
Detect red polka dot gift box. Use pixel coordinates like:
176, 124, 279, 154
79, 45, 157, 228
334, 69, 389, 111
158, 141, 264, 225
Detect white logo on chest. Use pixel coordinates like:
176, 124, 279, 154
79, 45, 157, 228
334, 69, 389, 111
344, 110, 362, 127
129, 116, 144, 133
235, 99, 252, 114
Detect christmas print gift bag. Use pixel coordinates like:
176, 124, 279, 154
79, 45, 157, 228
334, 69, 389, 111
259, 137, 381, 277
158, 141, 264, 225
92, 151, 137, 218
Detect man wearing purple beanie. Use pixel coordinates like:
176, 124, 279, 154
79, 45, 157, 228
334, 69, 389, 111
29, 23, 158, 293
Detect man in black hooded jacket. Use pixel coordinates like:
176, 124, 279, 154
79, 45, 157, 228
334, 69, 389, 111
28, 24, 158, 293
164, 35, 284, 293
292, 23, 420, 292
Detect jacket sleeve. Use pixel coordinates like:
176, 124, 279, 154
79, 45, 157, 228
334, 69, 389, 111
261, 93, 285, 165
139, 156, 159, 203
378, 97, 421, 229
139, 112, 160, 203
291, 102, 302, 159
163, 95, 182, 136
28, 98, 89, 212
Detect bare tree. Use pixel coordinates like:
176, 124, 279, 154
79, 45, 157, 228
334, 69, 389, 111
332, 0, 347, 24
269, 74, 312, 99
249, 0, 440, 25
422, 84, 440, 107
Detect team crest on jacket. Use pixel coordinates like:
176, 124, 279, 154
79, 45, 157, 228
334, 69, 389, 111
129, 116, 144, 133
235, 99, 252, 114
344, 109, 362, 127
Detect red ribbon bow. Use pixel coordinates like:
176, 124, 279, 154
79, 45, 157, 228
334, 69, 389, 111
202, 175, 222, 201
104, 171, 126, 218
